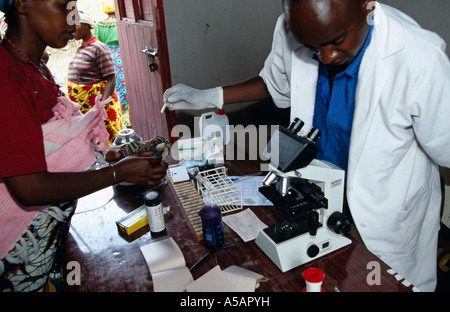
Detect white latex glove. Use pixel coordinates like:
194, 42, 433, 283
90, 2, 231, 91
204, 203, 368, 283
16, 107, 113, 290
163, 84, 224, 110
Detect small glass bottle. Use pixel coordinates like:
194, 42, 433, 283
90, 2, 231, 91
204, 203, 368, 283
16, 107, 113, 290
198, 205, 224, 249
144, 191, 165, 233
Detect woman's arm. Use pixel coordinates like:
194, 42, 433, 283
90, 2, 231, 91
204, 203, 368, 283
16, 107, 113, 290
3, 156, 168, 208
102, 73, 116, 101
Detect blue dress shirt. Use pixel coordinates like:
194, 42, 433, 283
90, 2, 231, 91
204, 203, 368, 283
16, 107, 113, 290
313, 25, 373, 172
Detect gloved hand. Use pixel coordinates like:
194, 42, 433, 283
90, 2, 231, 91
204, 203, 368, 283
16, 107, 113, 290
163, 84, 223, 110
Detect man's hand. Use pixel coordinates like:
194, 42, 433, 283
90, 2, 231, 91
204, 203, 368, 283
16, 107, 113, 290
163, 84, 223, 110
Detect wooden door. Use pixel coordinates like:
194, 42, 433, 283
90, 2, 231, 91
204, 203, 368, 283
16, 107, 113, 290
114, 0, 176, 142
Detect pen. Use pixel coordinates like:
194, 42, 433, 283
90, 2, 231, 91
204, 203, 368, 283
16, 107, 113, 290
134, 180, 169, 199
230, 172, 263, 182
160, 99, 168, 114
160, 103, 167, 114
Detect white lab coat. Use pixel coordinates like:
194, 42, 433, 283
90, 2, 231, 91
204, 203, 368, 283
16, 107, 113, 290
260, 3, 450, 291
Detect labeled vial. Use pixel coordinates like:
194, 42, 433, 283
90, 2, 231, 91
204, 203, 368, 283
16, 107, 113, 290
144, 191, 165, 233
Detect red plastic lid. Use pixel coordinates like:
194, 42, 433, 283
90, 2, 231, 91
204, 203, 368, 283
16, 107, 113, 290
303, 268, 325, 283
217, 109, 225, 115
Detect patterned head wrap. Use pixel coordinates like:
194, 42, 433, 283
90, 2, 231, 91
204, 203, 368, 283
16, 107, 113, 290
102, 0, 115, 14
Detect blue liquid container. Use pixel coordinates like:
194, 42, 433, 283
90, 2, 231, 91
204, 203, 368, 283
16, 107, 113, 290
198, 206, 224, 249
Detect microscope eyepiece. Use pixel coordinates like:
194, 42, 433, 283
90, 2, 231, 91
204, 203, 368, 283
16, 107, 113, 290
307, 127, 321, 143
288, 118, 305, 135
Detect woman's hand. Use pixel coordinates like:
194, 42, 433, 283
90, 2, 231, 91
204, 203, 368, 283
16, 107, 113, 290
113, 156, 168, 186
105, 147, 121, 162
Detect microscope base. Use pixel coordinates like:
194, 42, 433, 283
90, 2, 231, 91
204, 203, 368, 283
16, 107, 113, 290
255, 226, 351, 272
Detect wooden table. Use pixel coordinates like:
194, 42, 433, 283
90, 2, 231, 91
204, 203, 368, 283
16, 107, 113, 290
64, 159, 412, 293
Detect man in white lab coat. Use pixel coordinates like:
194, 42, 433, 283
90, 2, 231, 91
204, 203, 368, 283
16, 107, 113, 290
164, 0, 450, 291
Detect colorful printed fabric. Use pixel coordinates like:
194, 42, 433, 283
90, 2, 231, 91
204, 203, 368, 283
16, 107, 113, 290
94, 17, 128, 108
68, 81, 123, 145
0, 201, 76, 292
118, 136, 171, 160
0, 13, 7, 39
107, 44, 128, 107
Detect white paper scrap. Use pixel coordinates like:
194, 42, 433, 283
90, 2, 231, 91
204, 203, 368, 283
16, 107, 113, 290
185, 265, 233, 292
229, 176, 272, 206
222, 209, 268, 242
185, 265, 267, 292
169, 165, 190, 183
222, 265, 268, 291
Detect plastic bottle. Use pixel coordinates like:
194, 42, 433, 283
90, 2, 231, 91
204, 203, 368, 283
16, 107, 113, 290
199, 109, 229, 146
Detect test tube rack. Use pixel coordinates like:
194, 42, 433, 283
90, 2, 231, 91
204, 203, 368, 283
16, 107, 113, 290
196, 166, 243, 214
167, 165, 243, 241
167, 165, 205, 240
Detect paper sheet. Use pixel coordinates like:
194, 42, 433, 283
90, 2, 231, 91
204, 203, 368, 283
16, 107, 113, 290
222, 209, 268, 242
140, 237, 268, 292
229, 176, 272, 206
185, 265, 267, 292
222, 265, 268, 291
185, 266, 233, 292
140, 237, 194, 292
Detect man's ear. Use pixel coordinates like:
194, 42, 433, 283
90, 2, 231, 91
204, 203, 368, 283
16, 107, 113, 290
361, 0, 376, 14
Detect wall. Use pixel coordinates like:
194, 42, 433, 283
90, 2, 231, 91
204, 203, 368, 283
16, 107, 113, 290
163, 0, 288, 138
381, 0, 449, 57
163, 1, 449, 164
163, 1, 449, 134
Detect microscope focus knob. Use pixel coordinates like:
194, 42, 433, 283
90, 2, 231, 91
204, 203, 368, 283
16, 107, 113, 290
327, 212, 351, 235
308, 211, 319, 236
307, 244, 320, 258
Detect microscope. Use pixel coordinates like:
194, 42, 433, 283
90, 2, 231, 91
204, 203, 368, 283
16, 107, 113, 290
255, 118, 352, 272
